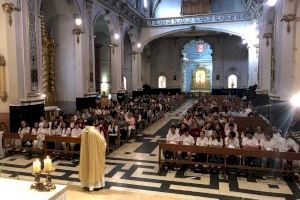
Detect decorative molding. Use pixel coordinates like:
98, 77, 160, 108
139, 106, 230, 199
1, 3, 20, 26
263, 33, 272, 46
145, 11, 252, 27
0, 54, 7, 102
95, 0, 145, 26
281, 14, 296, 33
28, 0, 38, 92
87, 0, 94, 91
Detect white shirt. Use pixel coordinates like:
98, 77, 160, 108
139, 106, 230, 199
260, 138, 278, 151
71, 128, 82, 138
209, 138, 223, 147
281, 138, 299, 152
181, 134, 195, 145
196, 137, 209, 147
225, 130, 239, 138
37, 127, 51, 135
205, 130, 213, 138
18, 127, 30, 135
242, 137, 259, 148
167, 128, 180, 136
254, 132, 265, 142
108, 125, 119, 136
60, 128, 71, 137
224, 123, 237, 133
225, 137, 240, 148
166, 132, 181, 144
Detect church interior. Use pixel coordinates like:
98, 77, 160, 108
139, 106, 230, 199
1, 0, 300, 199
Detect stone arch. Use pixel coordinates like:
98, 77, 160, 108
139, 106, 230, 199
93, 12, 116, 42
140, 25, 247, 51
225, 67, 241, 89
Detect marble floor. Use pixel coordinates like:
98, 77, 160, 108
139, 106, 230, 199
1, 100, 300, 200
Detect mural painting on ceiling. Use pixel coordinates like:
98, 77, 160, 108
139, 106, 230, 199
181, 40, 213, 93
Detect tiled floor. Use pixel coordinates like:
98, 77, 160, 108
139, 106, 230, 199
1, 100, 300, 200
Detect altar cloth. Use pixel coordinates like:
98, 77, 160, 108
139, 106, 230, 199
0, 178, 67, 200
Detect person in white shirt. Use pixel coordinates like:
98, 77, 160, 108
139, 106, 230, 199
33, 121, 50, 149
202, 123, 214, 138
260, 132, 280, 177
16, 120, 31, 147
225, 131, 240, 165
271, 126, 281, 142
38, 116, 46, 128
225, 132, 240, 149
254, 126, 265, 142
242, 130, 259, 166
208, 131, 224, 164
164, 125, 181, 160
178, 128, 194, 160
57, 122, 71, 150
281, 132, 299, 168
224, 118, 237, 133
70, 122, 82, 151
225, 123, 239, 138
31, 122, 39, 135
195, 131, 209, 163
108, 119, 119, 148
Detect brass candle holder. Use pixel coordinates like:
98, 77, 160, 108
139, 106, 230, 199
30, 172, 45, 191
44, 169, 56, 191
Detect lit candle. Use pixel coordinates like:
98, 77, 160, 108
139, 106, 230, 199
33, 159, 41, 173
43, 156, 52, 173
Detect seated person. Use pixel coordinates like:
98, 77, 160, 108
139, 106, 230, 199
164, 125, 181, 160
33, 121, 50, 149
254, 126, 265, 142
202, 123, 214, 138
208, 131, 224, 163
178, 128, 195, 160
108, 119, 119, 147
224, 117, 237, 133
16, 120, 31, 147
225, 131, 240, 165
280, 131, 299, 168
242, 130, 260, 166
225, 123, 239, 138
126, 113, 136, 137
70, 122, 82, 151
260, 131, 281, 178
195, 131, 209, 163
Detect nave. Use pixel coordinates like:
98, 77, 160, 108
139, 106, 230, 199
1, 100, 299, 200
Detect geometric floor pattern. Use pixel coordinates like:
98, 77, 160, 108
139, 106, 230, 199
1, 102, 300, 200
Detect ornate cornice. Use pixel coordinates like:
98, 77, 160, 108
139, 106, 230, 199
95, 0, 145, 26
145, 11, 252, 27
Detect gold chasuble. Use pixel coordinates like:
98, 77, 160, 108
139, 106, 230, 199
79, 125, 107, 191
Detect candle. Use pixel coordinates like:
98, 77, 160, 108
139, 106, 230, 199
33, 159, 41, 173
44, 156, 52, 172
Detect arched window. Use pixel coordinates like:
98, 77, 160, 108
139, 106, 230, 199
123, 76, 127, 90
228, 74, 237, 89
158, 76, 166, 88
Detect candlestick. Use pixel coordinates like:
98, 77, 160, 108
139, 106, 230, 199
33, 159, 41, 173
43, 156, 52, 173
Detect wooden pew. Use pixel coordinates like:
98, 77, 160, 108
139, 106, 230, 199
2, 133, 81, 156
158, 143, 300, 175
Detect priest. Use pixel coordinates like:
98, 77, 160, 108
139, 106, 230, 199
79, 117, 107, 191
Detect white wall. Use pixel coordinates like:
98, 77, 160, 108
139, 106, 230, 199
155, 0, 181, 18
146, 35, 249, 89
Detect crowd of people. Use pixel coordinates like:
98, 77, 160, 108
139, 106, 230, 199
164, 96, 299, 177
15, 94, 184, 152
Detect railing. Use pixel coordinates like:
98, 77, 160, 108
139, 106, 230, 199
145, 11, 252, 27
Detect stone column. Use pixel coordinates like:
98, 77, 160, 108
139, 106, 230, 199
277, 0, 296, 100
258, 5, 272, 93
111, 44, 123, 100
248, 45, 258, 86
84, 0, 96, 95
132, 52, 142, 91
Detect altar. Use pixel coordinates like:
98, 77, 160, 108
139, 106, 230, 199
0, 178, 67, 200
